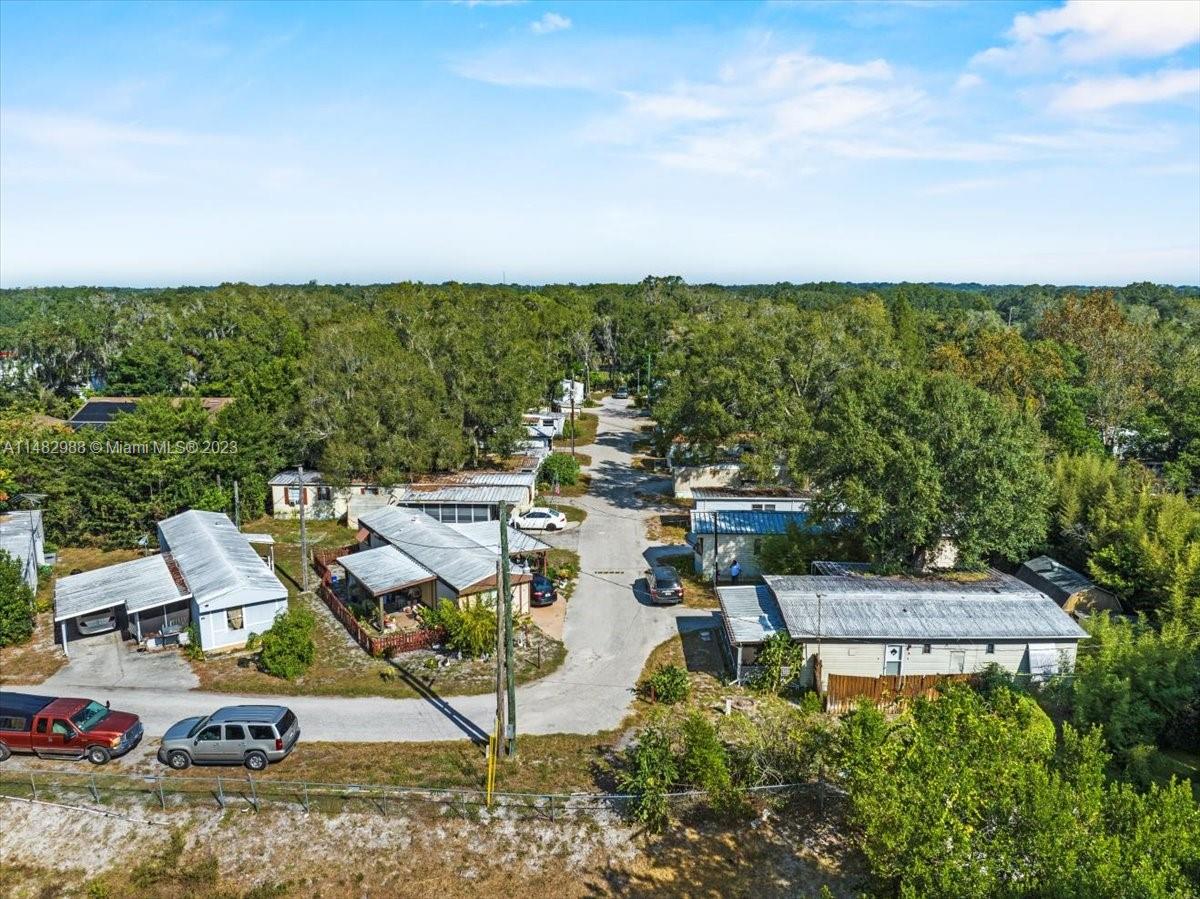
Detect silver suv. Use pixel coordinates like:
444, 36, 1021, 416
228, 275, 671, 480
157, 705, 299, 771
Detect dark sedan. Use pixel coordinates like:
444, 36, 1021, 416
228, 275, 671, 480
647, 565, 684, 605
531, 573, 558, 607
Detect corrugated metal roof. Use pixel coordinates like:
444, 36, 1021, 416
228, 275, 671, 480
445, 521, 551, 555
358, 506, 502, 593
691, 489, 813, 501
268, 469, 328, 486
717, 585, 787, 645
0, 510, 43, 582
1016, 555, 1094, 603
157, 510, 286, 612
762, 575, 1087, 641
55, 554, 188, 622
338, 545, 435, 596
690, 510, 811, 536
395, 485, 529, 505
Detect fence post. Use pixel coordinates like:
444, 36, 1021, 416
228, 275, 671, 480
29, 771, 36, 801
247, 775, 259, 812
216, 775, 225, 809
89, 774, 99, 803
302, 782, 310, 814
157, 775, 166, 811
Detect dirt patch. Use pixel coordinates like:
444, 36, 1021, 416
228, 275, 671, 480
646, 514, 689, 544
0, 611, 66, 684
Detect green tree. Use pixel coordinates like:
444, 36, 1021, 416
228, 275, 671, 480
538, 452, 581, 487
808, 368, 1049, 570
619, 722, 678, 832
0, 549, 35, 646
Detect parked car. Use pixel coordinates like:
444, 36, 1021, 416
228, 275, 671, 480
613, 386, 630, 399
158, 705, 299, 771
77, 607, 118, 636
511, 507, 568, 531
0, 692, 143, 764
647, 565, 684, 605
530, 573, 557, 607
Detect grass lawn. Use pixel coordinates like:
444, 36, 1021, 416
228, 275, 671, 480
1, 545, 144, 685
647, 513, 689, 544
534, 499, 587, 525
554, 412, 598, 449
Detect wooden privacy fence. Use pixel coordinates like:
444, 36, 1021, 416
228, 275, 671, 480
311, 545, 445, 658
823, 672, 973, 713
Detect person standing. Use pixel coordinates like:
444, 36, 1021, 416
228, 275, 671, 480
730, 558, 742, 584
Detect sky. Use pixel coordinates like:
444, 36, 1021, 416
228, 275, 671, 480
1, 0, 1198, 287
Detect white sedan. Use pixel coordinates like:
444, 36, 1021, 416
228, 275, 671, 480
511, 506, 569, 531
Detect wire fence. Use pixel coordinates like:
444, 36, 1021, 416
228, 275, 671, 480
0, 766, 814, 822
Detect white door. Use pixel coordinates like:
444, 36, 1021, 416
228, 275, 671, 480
949, 651, 966, 673
884, 644, 903, 676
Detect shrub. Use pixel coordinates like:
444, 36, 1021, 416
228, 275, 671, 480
642, 664, 690, 704
619, 723, 678, 832
0, 549, 34, 646
184, 621, 204, 661
244, 631, 261, 652
258, 607, 317, 679
419, 598, 495, 658
680, 712, 747, 820
750, 632, 806, 695
539, 452, 581, 487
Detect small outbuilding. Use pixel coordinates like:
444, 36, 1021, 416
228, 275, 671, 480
1015, 555, 1123, 617
0, 510, 45, 592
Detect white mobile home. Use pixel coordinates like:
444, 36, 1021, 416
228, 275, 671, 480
158, 510, 288, 652
718, 565, 1087, 687
691, 489, 812, 514
0, 510, 45, 593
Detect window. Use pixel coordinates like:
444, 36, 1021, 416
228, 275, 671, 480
287, 487, 300, 504
226, 607, 244, 631
922, 644, 932, 654
884, 644, 903, 676
0, 715, 25, 731
248, 724, 274, 741
985, 643, 996, 654
224, 724, 246, 740
196, 725, 222, 742
317, 486, 333, 502
751, 503, 764, 511
35, 718, 47, 734
51, 719, 72, 737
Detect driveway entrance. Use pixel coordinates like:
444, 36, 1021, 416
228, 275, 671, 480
40, 631, 198, 693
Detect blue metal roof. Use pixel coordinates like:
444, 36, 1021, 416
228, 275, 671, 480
690, 510, 811, 536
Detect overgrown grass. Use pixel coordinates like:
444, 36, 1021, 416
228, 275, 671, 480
553, 412, 598, 448
654, 551, 720, 610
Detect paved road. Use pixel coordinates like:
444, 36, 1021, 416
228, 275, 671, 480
26, 398, 713, 745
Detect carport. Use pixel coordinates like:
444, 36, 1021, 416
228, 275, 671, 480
338, 545, 437, 628
53, 555, 191, 657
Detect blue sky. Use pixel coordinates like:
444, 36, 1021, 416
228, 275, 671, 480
1, 0, 1197, 287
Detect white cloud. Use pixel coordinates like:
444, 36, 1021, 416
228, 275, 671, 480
2, 109, 193, 152
976, 0, 1200, 69
531, 12, 571, 35
1051, 68, 1200, 112
955, 72, 983, 91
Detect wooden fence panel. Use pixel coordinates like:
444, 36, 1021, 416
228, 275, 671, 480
824, 672, 972, 713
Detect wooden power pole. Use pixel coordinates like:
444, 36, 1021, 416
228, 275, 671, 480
499, 503, 516, 757
297, 465, 309, 593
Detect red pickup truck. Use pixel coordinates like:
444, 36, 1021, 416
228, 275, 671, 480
0, 691, 143, 765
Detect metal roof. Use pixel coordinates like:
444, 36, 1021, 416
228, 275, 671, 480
690, 510, 811, 536
358, 506, 504, 593
1016, 555, 1095, 604
445, 521, 551, 555
691, 489, 813, 501
762, 575, 1087, 641
338, 545, 435, 596
157, 510, 286, 612
54, 554, 189, 622
268, 469, 329, 486
717, 585, 788, 645
0, 510, 43, 579
395, 484, 529, 505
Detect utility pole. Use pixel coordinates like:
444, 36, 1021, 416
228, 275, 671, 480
297, 465, 309, 593
711, 510, 719, 591
570, 389, 576, 458
494, 556, 506, 762
232, 480, 240, 529
499, 501, 516, 757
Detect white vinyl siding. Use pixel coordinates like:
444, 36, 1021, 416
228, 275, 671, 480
198, 598, 287, 652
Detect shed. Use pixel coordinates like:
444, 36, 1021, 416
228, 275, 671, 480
0, 510, 45, 592
1015, 555, 1122, 616
716, 584, 787, 682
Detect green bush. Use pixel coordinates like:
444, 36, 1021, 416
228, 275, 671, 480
750, 632, 806, 695
0, 549, 34, 646
418, 598, 496, 658
258, 607, 317, 679
619, 723, 678, 832
680, 712, 747, 820
642, 664, 690, 704
185, 621, 204, 660
244, 631, 261, 652
539, 452, 581, 487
